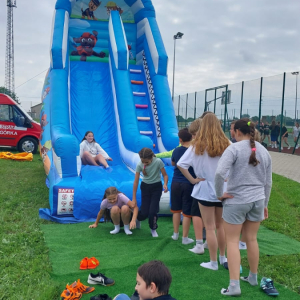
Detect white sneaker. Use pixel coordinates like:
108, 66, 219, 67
275, 144, 277, 148
203, 241, 209, 249
239, 241, 247, 250
271, 145, 274, 148
281, 147, 283, 150
288, 146, 291, 150
182, 237, 194, 245
296, 144, 299, 149
189, 244, 204, 254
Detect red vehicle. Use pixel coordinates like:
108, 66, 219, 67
0, 94, 41, 154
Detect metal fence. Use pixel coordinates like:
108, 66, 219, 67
173, 72, 300, 153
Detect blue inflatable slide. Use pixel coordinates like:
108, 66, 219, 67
39, 0, 178, 223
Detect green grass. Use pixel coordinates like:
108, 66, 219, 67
1, 153, 300, 299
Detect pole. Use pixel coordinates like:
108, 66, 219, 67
258, 77, 263, 128
171, 38, 176, 102
194, 92, 197, 120
204, 90, 207, 111
280, 73, 286, 153
185, 93, 188, 127
240, 81, 244, 118
177, 95, 180, 127
223, 86, 228, 132
214, 88, 217, 114
295, 74, 298, 122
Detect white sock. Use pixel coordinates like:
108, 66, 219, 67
105, 165, 110, 169
110, 224, 120, 234
196, 239, 203, 245
124, 224, 132, 235
219, 255, 227, 265
151, 229, 158, 237
182, 237, 194, 245
172, 232, 179, 240
200, 261, 218, 271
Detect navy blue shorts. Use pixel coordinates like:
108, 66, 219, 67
171, 181, 193, 217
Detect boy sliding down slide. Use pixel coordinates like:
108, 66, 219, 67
113, 260, 177, 300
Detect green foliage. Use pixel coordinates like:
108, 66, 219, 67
0, 86, 20, 104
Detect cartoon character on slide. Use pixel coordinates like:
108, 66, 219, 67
40, 140, 52, 176
105, 1, 123, 15
40, 112, 49, 140
81, 0, 101, 21
71, 30, 106, 61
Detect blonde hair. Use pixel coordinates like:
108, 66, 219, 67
188, 118, 202, 136
193, 114, 230, 157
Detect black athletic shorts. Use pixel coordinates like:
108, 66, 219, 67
190, 198, 201, 217
171, 181, 193, 217
198, 199, 223, 208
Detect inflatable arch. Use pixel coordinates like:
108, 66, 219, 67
39, 0, 179, 222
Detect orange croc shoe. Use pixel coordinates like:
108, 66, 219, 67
67, 279, 95, 294
79, 257, 88, 270
61, 288, 82, 300
88, 257, 99, 269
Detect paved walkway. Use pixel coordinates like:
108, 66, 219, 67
270, 151, 300, 183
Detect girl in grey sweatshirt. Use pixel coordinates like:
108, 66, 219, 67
215, 119, 272, 297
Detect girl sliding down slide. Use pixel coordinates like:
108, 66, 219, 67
80, 131, 113, 168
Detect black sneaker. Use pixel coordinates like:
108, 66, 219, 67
90, 294, 112, 300
130, 291, 139, 300
260, 277, 279, 296
87, 272, 115, 286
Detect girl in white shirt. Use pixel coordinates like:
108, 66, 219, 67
177, 113, 230, 271
80, 131, 112, 168
293, 122, 300, 149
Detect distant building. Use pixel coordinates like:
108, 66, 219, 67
30, 103, 42, 120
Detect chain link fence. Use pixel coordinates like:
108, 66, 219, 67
174, 72, 300, 153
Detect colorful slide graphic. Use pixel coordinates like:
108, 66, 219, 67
39, 0, 178, 223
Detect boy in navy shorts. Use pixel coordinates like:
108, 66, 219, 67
170, 128, 196, 245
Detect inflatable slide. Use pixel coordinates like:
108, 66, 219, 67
39, 0, 178, 222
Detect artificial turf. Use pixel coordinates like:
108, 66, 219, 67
41, 218, 300, 300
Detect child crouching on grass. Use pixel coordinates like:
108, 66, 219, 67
89, 187, 138, 235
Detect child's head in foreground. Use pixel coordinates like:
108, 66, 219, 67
135, 260, 172, 299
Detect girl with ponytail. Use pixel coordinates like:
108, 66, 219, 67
215, 118, 272, 296
131, 147, 168, 238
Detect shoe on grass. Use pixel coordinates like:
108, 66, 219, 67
260, 277, 279, 296
189, 244, 204, 254
90, 294, 112, 300
67, 279, 94, 294
61, 288, 82, 300
88, 272, 115, 286
203, 241, 208, 249
79, 257, 88, 270
88, 257, 99, 269
223, 262, 243, 273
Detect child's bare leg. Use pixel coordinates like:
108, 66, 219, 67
81, 151, 98, 166
121, 206, 132, 235
172, 212, 181, 240
182, 216, 194, 244
110, 206, 121, 234
215, 207, 226, 258
95, 153, 109, 168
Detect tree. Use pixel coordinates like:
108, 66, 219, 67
0, 87, 20, 104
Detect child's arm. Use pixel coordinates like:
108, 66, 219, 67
161, 167, 169, 192
130, 205, 139, 229
132, 172, 140, 206
89, 209, 105, 228
126, 200, 135, 209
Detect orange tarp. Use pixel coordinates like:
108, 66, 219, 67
0, 152, 33, 161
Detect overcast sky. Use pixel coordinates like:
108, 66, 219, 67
0, 0, 299, 112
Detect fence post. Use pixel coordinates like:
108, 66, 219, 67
258, 77, 263, 127
177, 95, 180, 128
280, 73, 286, 153
214, 88, 217, 114
240, 81, 244, 118
185, 93, 188, 127
194, 92, 197, 120
223, 85, 228, 132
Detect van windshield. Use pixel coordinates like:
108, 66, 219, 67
15, 103, 33, 121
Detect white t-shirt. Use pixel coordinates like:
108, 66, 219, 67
293, 126, 300, 138
80, 140, 109, 159
177, 146, 226, 202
